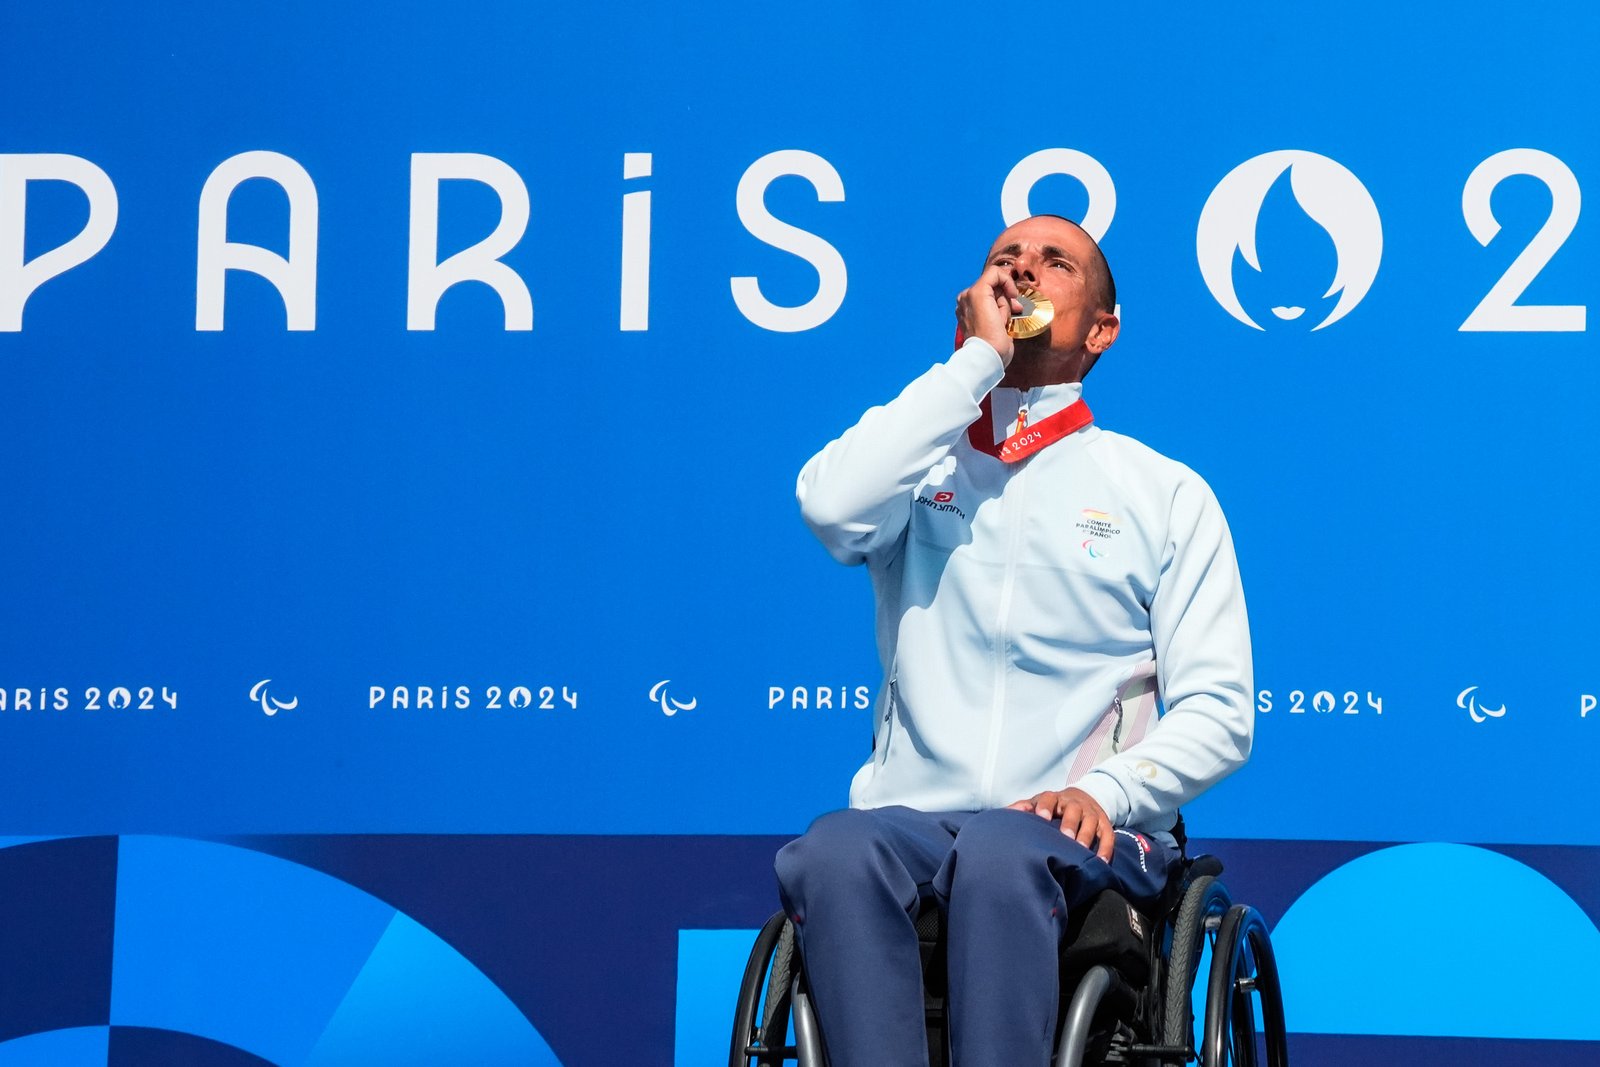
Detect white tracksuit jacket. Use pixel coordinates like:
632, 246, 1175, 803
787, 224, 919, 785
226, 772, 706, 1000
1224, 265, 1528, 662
797, 337, 1253, 835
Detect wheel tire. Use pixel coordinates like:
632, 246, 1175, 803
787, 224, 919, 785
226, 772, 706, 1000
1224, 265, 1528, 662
1201, 904, 1289, 1067
730, 911, 793, 1067
1159, 875, 1232, 1057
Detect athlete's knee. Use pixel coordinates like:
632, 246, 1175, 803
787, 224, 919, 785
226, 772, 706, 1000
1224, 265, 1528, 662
775, 808, 895, 907
945, 808, 1072, 900
950, 808, 1052, 863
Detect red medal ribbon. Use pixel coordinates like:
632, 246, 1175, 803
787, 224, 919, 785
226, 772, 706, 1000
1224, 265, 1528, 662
967, 395, 1093, 463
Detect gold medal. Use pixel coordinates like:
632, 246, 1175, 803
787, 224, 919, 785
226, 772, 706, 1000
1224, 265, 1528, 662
1006, 287, 1054, 339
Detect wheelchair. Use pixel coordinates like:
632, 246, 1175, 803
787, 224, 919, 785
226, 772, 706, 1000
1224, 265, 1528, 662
729, 832, 1288, 1066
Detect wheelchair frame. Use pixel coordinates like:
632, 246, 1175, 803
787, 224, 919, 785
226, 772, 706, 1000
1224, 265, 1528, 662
729, 853, 1288, 1066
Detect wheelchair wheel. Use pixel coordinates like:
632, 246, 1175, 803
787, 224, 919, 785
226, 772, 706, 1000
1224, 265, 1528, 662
1201, 904, 1288, 1067
1159, 874, 1231, 1060
730, 911, 798, 1067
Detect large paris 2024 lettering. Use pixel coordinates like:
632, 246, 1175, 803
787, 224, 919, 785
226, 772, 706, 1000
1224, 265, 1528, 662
0, 147, 1584, 334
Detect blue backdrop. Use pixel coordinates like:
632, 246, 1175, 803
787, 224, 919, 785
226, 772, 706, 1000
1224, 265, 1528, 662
2, 2, 1597, 1063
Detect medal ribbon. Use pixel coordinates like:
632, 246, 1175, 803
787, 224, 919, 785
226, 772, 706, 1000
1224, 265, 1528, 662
967, 395, 1093, 463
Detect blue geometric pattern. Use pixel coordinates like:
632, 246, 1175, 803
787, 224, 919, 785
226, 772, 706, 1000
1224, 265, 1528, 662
2, 834, 1597, 1062
0, 836, 567, 1064
1270, 843, 1600, 1039
0, 1027, 109, 1066
676, 930, 761, 1067
109, 836, 562, 1065
306, 912, 557, 1065
111, 836, 394, 1063
0, 837, 117, 1048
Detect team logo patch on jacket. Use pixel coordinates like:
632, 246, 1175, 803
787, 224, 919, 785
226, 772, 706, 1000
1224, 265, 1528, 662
1076, 507, 1122, 558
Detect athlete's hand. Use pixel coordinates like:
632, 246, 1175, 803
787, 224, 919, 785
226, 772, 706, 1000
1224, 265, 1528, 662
957, 266, 1023, 367
1009, 787, 1115, 861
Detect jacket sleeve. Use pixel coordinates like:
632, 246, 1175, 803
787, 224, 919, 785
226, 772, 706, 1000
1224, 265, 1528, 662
1073, 473, 1254, 828
797, 338, 1006, 566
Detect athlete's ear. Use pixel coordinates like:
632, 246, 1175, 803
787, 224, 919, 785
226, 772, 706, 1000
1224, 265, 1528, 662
1087, 311, 1119, 355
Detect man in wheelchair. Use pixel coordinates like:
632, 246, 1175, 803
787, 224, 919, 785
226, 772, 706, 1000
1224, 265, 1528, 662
772, 215, 1258, 1066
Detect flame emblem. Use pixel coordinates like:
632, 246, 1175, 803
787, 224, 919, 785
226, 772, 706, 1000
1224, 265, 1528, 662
1197, 150, 1382, 331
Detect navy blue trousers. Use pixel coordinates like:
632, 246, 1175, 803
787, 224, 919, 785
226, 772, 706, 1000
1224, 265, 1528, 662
774, 806, 1178, 1067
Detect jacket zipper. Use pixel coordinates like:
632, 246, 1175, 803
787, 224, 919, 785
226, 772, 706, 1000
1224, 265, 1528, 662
979, 446, 1030, 803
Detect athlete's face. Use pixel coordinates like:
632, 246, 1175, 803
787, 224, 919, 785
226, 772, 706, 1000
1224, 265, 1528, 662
984, 217, 1117, 363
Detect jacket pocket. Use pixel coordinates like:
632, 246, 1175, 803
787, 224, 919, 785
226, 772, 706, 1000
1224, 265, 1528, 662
874, 678, 901, 767
1066, 660, 1159, 781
